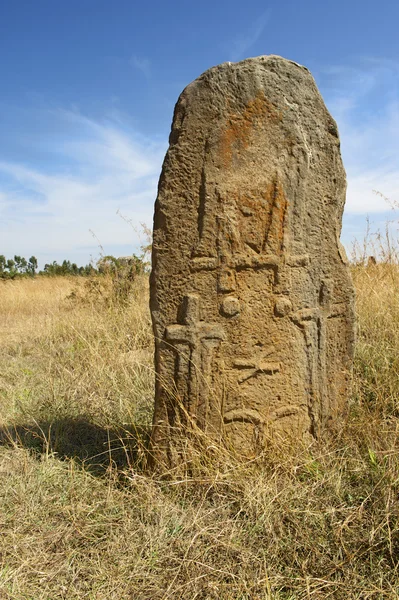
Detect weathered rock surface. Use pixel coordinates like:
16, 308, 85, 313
150, 55, 355, 461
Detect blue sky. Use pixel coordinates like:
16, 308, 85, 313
1, 0, 398, 266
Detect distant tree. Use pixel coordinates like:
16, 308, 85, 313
27, 256, 38, 275
43, 261, 59, 276
61, 260, 70, 274
13, 256, 28, 273
6, 258, 16, 277
84, 264, 95, 276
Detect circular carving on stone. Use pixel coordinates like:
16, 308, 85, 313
274, 296, 292, 317
221, 296, 240, 317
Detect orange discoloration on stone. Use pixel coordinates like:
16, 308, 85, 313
223, 180, 288, 256
220, 92, 282, 167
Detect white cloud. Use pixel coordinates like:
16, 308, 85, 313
345, 169, 399, 215
229, 9, 271, 62
322, 60, 399, 216
130, 55, 151, 78
0, 111, 166, 267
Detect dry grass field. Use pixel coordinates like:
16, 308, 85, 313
0, 267, 398, 599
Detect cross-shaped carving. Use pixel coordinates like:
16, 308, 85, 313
232, 358, 280, 383
289, 280, 348, 432
165, 294, 225, 429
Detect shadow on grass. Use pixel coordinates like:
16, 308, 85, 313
0, 418, 151, 476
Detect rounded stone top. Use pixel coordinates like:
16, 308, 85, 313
220, 54, 309, 71
192, 54, 311, 85
179, 55, 319, 116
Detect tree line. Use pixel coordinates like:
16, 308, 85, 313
0, 255, 97, 279
0, 254, 149, 280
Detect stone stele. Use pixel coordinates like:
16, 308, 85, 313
150, 55, 355, 460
